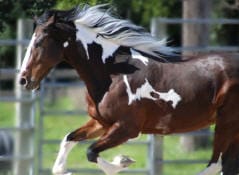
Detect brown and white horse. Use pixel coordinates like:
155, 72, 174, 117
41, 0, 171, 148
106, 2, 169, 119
19, 5, 239, 175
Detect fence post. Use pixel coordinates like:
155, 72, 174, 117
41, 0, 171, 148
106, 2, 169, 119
14, 18, 35, 175
148, 135, 163, 175
149, 19, 167, 175
180, 0, 211, 152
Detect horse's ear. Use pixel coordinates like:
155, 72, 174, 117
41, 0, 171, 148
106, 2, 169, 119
33, 16, 38, 29
33, 15, 38, 23
41, 15, 57, 33
46, 14, 56, 26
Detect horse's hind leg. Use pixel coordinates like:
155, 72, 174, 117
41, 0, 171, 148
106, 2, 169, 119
87, 121, 139, 175
203, 90, 239, 175
52, 119, 105, 175
222, 136, 239, 175
197, 122, 230, 175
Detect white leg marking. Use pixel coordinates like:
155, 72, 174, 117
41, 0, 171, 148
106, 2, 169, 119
197, 154, 222, 175
52, 134, 77, 175
20, 33, 36, 74
123, 75, 181, 108
97, 155, 135, 175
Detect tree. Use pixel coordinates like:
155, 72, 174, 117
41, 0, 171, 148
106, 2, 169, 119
0, 0, 55, 90
55, 0, 181, 28
0, 0, 56, 68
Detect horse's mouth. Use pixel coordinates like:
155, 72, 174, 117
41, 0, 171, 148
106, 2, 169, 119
24, 80, 40, 91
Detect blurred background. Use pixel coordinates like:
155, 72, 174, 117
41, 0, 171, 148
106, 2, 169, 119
1, 0, 239, 175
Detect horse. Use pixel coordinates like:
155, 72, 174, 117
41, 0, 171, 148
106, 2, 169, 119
18, 4, 239, 175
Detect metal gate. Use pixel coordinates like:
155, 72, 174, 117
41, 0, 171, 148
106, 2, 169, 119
0, 19, 36, 175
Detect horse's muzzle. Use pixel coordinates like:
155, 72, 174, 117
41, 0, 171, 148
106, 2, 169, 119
19, 76, 40, 90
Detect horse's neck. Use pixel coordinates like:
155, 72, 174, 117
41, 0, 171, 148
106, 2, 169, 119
71, 30, 156, 103
68, 45, 111, 103
75, 65, 112, 103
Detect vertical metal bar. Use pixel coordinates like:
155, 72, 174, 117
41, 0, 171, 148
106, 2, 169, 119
147, 135, 154, 175
150, 18, 167, 175
148, 135, 163, 175
14, 18, 34, 175
151, 18, 167, 40
38, 80, 46, 174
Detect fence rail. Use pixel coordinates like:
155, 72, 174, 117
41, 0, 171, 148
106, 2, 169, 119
0, 68, 19, 80
0, 39, 29, 46
154, 18, 239, 24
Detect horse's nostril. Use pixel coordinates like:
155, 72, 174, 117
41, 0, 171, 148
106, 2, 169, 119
19, 78, 27, 85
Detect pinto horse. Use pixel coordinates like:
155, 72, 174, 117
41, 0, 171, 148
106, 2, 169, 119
19, 4, 239, 175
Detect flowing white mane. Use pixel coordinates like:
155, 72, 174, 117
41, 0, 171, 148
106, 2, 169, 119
72, 4, 175, 59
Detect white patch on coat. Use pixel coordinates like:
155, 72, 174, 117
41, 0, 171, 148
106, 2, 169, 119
130, 49, 149, 65
197, 154, 222, 175
75, 24, 119, 62
195, 55, 225, 77
123, 75, 181, 108
20, 33, 36, 74
63, 41, 69, 48
52, 134, 77, 175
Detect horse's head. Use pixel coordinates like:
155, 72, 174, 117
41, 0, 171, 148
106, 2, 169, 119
19, 9, 77, 90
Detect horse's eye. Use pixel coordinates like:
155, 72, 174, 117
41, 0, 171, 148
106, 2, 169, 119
34, 37, 44, 48
34, 40, 42, 48
43, 28, 49, 33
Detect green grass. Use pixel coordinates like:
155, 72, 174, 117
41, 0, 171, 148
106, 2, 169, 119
1, 96, 215, 175
0, 102, 15, 127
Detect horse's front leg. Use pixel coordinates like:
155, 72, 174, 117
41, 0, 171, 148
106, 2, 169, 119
52, 119, 105, 175
87, 121, 139, 175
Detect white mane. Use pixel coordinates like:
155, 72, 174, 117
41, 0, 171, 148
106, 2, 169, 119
72, 4, 175, 60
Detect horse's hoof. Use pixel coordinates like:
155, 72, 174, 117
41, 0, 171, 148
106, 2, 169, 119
63, 173, 72, 175
112, 155, 136, 168
52, 166, 71, 175
97, 155, 135, 175
52, 171, 72, 175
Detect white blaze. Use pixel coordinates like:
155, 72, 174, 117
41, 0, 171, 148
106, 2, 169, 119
130, 49, 149, 65
123, 75, 181, 108
75, 24, 119, 62
20, 33, 36, 74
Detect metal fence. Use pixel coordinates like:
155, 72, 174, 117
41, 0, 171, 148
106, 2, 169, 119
151, 17, 239, 52
0, 19, 36, 175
